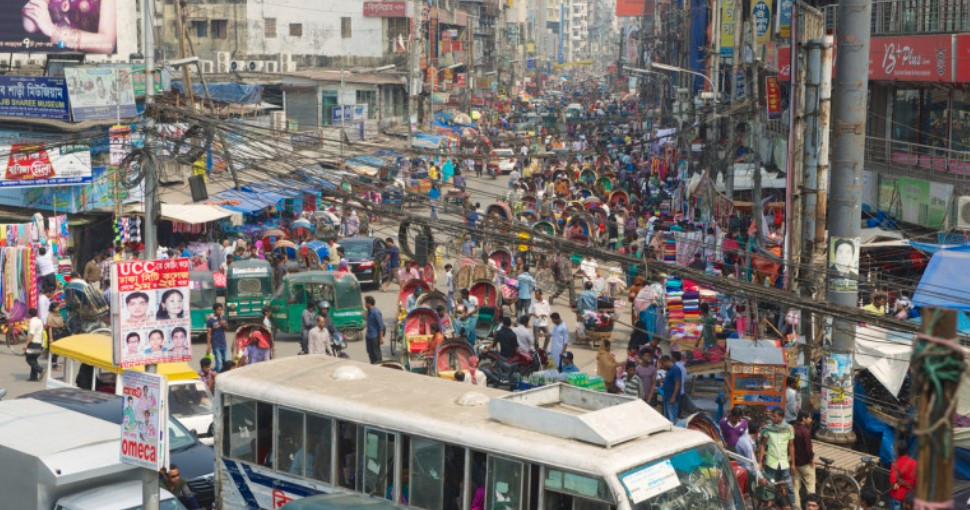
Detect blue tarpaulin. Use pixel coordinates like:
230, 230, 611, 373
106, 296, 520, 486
909, 241, 970, 254
913, 250, 970, 311
212, 189, 277, 213
172, 81, 263, 104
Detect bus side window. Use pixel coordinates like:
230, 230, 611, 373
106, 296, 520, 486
543, 469, 613, 510
409, 436, 445, 510
276, 408, 305, 477
487, 456, 524, 510
337, 421, 358, 490
223, 396, 256, 463
306, 414, 334, 485
256, 402, 274, 468
361, 428, 395, 501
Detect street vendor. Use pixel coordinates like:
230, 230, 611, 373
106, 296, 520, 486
576, 281, 598, 317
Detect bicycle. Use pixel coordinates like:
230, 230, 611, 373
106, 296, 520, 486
814, 456, 863, 510
1, 314, 27, 355
856, 456, 893, 507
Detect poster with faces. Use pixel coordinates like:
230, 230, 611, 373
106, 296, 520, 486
112, 258, 192, 367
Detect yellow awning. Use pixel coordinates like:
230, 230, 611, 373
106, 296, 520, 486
50, 334, 199, 381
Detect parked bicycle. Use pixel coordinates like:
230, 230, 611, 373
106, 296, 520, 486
2, 313, 26, 355
814, 456, 863, 510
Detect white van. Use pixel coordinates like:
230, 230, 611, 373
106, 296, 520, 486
54, 481, 184, 510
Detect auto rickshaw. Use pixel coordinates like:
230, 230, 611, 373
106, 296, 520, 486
189, 271, 216, 337
226, 259, 274, 326
63, 279, 109, 334
269, 271, 365, 342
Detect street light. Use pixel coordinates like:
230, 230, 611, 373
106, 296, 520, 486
629, 62, 718, 146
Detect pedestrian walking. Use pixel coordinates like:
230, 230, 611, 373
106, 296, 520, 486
660, 355, 681, 421
206, 303, 229, 372
364, 296, 385, 363
549, 312, 568, 370
444, 264, 455, 315
308, 315, 334, 356
300, 301, 317, 355
84, 253, 103, 290
759, 407, 796, 508
528, 289, 551, 350
792, 410, 815, 508
515, 266, 535, 318
429, 183, 440, 221
785, 376, 801, 424
25, 307, 45, 381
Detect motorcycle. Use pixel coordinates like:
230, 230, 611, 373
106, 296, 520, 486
331, 330, 350, 359
0, 388, 6, 401
476, 345, 542, 389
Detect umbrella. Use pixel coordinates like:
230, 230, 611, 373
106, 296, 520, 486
470, 110, 481, 120
291, 218, 315, 233
273, 240, 299, 259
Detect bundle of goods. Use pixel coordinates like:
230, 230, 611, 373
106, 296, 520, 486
582, 310, 615, 332
683, 345, 726, 365
566, 372, 607, 392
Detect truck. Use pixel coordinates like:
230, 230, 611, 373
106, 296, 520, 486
0, 399, 143, 509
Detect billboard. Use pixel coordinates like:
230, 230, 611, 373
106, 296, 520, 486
765, 76, 782, 120
0, 0, 117, 54
616, 0, 652, 16
1, 143, 91, 188
719, 0, 737, 57
64, 67, 137, 121
869, 35, 952, 82
120, 370, 168, 470
0, 76, 70, 120
363, 1, 406, 17
111, 258, 192, 368
954, 35, 970, 82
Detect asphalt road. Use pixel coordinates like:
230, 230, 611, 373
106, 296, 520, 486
0, 170, 633, 400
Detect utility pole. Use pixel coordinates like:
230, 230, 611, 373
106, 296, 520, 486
786, 2, 803, 294
174, 0, 194, 108
407, 0, 420, 147
817, 0, 872, 444
914, 308, 964, 506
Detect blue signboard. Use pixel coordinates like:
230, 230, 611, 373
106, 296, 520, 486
0, 76, 70, 121
527, 58, 535, 70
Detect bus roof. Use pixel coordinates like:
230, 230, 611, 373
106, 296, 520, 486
49, 334, 200, 380
216, 357, 712, 477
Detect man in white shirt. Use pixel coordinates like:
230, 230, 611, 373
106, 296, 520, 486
512, 316, 535, 353
25, 307, 45, 380
38, 289, 52, 325
529, 289, 552, 350
460, 288, 479, 316
579, 255, 598, 283
35, 242, 57, 292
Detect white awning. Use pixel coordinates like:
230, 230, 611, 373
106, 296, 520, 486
124, 203, 241, 225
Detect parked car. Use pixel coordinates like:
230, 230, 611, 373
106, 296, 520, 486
20, 388, 215, 509
488, 148, 517, 175
54, 480, 184, 510
338, 236, 387, 288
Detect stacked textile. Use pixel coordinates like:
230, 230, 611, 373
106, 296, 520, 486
666, 278, 685, 323
663, 236, 677, 264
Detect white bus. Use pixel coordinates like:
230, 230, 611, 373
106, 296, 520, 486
214, 356, 744, 510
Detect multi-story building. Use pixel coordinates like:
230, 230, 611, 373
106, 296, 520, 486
542, 0, 590, 64
823, 2, 970, 231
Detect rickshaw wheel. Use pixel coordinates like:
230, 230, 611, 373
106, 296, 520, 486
343, 328, 363, 342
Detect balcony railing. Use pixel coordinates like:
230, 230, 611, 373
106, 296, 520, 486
865, 136, 970, 176
824, 0, 970, 35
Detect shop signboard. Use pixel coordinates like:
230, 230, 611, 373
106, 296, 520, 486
820, 353, 853, 435
895, 176, 952, 228
64, 66, 137, 121
957, 35, 970, 83
776, 46, 791, 82
111, 258, 192, 368
129, 64, 165, 97
363, 1, 406, 17
751, 0, 772, 45
0, 76, 70, 120
868, 35, 952, 82
616, 0, 651, 16
0, 0, 118, 54
765, 76, 782, 120
719, 0, 737, 57
776, 0, 793, 38
120, 370, 168, 470
0, 143, 91, 188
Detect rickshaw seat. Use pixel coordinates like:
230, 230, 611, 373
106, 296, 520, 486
408, 334, 433, 354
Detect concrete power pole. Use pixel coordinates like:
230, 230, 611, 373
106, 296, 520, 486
817, 0, 872, 444
408, 0, 421, 147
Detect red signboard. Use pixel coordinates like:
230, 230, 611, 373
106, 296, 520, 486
765, 76, 782, 120
363, 1, 406, 17
617, 0, 653, 17
957, 35, 970, 82
777, 46, 791, 82
868, 35, 952, 82
6, 144, 54, 181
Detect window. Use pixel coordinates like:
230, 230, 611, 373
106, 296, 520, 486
264, 18, 277, 38
487, 456, 524, 509
190, 20, 208, 38
410, 438, 445, 509
256, 402, 274, 468
276, 408, 305, 476
290, 23, 303, 37
892, 89, 920, 144
338, 421, 359, 489
356, 90, 376, 119
223, 396, 256, 463
362, 428, 395, 499
307, 414, 334, 483
544, 469, 613, 509
620, 443, 744, 509
341, 17, 352, 38
952, 91, 970, 152
211, 19, 228, 39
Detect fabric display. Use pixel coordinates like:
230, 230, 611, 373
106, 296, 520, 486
662, 235, 676, 264
0, 246, 36, 321
172, 222, 208, 234
0, 215, 69, 254
116, 217, 142, 244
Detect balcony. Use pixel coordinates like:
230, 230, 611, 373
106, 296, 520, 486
825, 0, 970, 36
866, 136, 970, 176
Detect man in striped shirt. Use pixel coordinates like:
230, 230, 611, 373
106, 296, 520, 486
621, 361, 643, 399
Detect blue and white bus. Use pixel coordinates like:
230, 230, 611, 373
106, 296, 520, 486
214, 356, 744, 510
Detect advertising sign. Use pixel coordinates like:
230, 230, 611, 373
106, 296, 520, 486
719, 0, 737, 57
112, 258, 192, 367
896, 176, 952, 228
120, 370, 168, 470
777, 46, 791, 82
64, 67, 137, 121
765, 76, 782, 120
0, 143, 91, 188
0, 76, 70, 120
828, 237, 859, 292
130, 64, 165, 97
820, 354, 853, 435
955, 35, 970, 82
0, 0, 117, 54
869, 35, 952, 82
616, 0, 651, 17
363, 1, 406, 17
751, 0, 772, 45
776, 0, 793, 38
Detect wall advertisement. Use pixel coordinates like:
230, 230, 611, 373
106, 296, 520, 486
868, 35, 952, 82
0, 0, 117, 54
820, 353, 853, 435
64, 66, 137, 121
111, 258, 192, 368
120, 370, 168, 470
0, 143, 91, 188
0, 76, 70, 120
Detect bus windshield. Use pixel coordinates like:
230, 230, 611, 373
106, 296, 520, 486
619, 443, 743, 510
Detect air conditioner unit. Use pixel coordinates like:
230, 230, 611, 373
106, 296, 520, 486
216, 52, 231, 72
264, 61, 279, 73
956, 196, 970, 229
246, 60, 264, 72
200, 60, 214, 73
229, 60, 247, 72
282, 60, 297, 72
